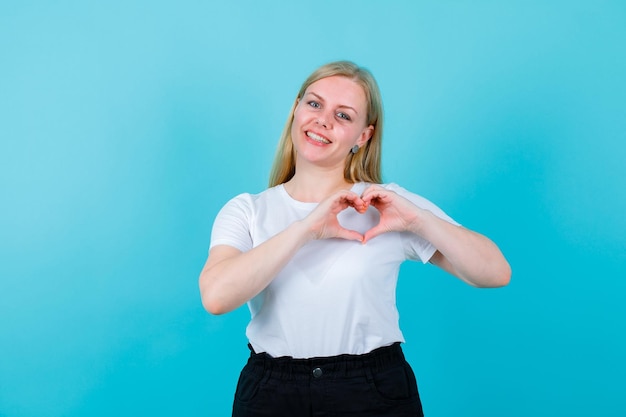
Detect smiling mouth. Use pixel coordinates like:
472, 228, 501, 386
306, 131, 331, 144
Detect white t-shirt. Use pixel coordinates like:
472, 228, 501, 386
210, 182, 459, 358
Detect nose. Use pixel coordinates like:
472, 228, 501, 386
316, 115, 330, 128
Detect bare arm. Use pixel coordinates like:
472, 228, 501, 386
199, 220, 312, 315
361, 185, 511, 288
199, 190, 367, 315
417, 212, 511, 287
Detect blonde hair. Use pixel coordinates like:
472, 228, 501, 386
268, 61, 384, 187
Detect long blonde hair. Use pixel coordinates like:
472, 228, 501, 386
268, 61, 384, 187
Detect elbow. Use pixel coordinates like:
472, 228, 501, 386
490, 271, 511, 288
501, 264, 512, 286
480, 261, 512, 288
497, 259, 512, 287
199, 276, 231, 315
463, 257, 511, 288
202, 297, 230, 315
200, 287, 235, 315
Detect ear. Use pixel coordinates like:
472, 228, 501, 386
357, 125, 374, 147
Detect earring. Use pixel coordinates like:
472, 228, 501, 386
351, 145, 359, 154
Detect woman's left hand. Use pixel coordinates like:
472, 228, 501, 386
361, 185, 511, 287
360, 185, 425, 243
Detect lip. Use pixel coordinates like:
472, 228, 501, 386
305, 130, 331, 145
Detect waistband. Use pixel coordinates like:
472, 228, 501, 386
245, 343, 407, 380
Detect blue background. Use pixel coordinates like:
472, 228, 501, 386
1, 1, 625, 416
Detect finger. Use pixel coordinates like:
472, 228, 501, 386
339, 194, 367, 212
361, 184, 384, 195
361, 188, 388, 205
350, 199, 368, 213
340, 191, 365, 205
326, 196, 357, 215
359, 185, 377, 199
354, 203, 368, 214
335, 227, 365, 242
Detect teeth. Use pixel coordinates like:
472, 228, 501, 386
306, 131, 330, 144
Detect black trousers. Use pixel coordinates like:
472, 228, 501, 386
232, 343, 424, 417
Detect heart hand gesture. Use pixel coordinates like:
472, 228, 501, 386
302, 190, 368, 242
361, 185, 425, 243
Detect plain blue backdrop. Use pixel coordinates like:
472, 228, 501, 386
1, 1, 625, 416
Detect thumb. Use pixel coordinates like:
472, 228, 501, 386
335, 227, 365, 242
362, 224, 388, 244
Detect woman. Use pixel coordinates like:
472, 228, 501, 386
199, 61, 511, 416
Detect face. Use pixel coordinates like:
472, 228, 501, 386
291, 76, 374, 169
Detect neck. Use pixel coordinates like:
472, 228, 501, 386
283, 167, 353, 203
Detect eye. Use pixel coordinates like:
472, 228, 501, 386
307, 100, 321, 109
337, 112, 351, 121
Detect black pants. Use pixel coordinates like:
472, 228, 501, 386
232, 343, 424, 417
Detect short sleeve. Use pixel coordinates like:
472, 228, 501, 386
385, 183, 461, 264
209, 193, 254, 253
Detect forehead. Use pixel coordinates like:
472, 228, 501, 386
304, 76, 367, 110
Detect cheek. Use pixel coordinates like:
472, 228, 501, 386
344, 126, 364, 143
291, 108, 314, 137
291, 108, 305, 130
290, 116, 301, 138
290, 117, 304, 148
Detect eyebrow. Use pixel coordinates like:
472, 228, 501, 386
307, 92, 359, 115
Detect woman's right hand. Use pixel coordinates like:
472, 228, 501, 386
200, 190, 367, 315
301, 190, 367, 242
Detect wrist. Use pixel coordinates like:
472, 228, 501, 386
291, 219, 317, 243
407, 209, 433, 237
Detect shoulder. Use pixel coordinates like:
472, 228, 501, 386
216, 186, 289, 223
382, 183, 428, 202
383, 182, 460, 225
380, 182, 413, 193
354, 182, 429, 202
221, 186, 282, 209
